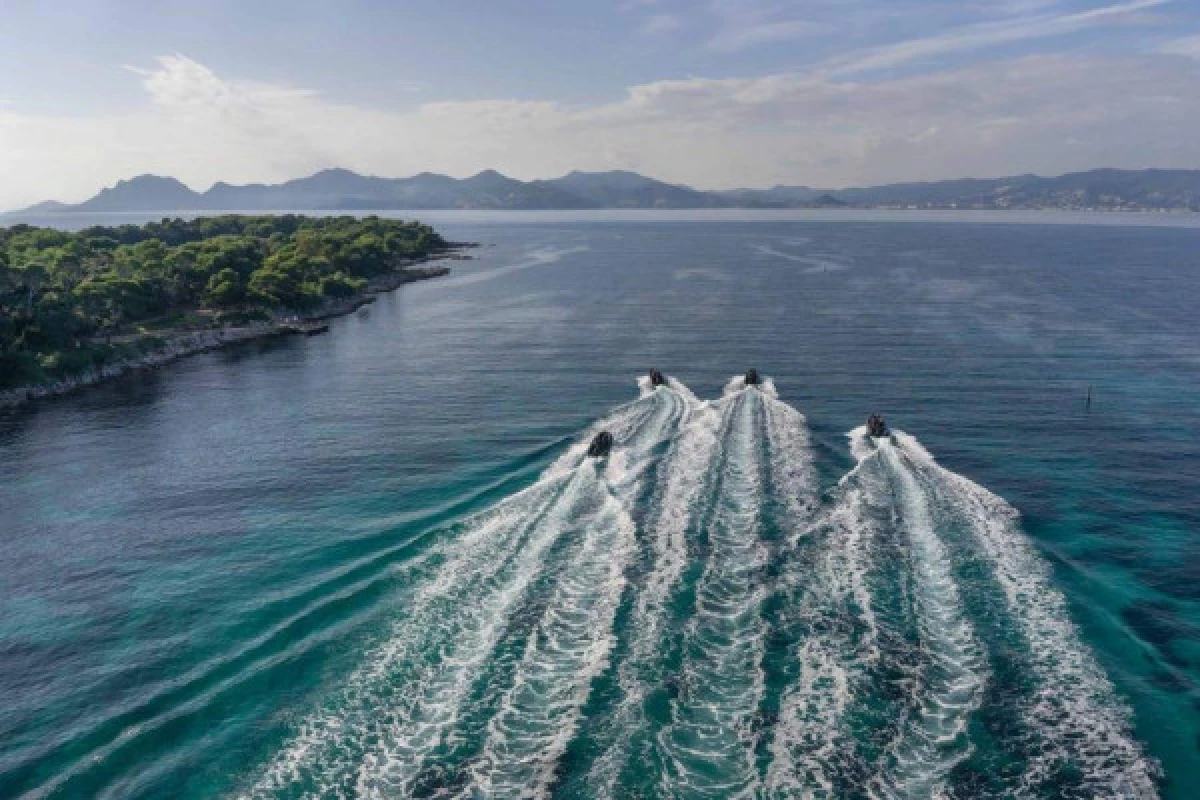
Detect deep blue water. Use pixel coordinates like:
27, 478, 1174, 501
1, 211, 1198, 798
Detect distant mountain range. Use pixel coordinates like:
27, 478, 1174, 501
11, 167, 1200, 214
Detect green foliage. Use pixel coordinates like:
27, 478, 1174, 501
203, 268, 246, 307
319, 271, 368, 298
0, 215, 445, 388
247, 265, 317, 309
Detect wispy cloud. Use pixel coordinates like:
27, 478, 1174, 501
391, 79, 427, 93
708, 18, 813, 52
829, 0, 1174, 75
979, 0, 1068, 15
640, 13, 682, 35
704, 0, 818, 52
1156, 34, 1200, 58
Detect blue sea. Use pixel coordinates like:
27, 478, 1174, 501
1, 210, 1198, 798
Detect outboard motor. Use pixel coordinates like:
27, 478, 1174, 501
866, 414, 889, 438
587, 431, 614, 458
649, 369, 667, 387
744, 368, 761, 386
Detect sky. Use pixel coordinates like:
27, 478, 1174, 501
2, 0, 1200, 208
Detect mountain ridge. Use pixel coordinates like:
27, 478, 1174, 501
11, 167, 1200, 214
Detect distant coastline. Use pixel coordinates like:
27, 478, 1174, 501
11, 166, 1200, 215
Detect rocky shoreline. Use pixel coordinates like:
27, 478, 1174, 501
0, 249, 469, 412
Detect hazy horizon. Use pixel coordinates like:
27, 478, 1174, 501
3, 0, 1200, 208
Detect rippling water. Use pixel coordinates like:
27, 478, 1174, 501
2, 212, 1199, 798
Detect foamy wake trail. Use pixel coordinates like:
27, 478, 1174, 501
767, 638, 849, 799
869, 436, 987, 799
760, 390, 815, 532
640, 382, 716, 621
587, 389, 722, 795
458, 383, 690, 798
243, 483, 570, 798
657, 389, 767, 798
721, 374, 779, 399
765, 414, 877, 798
241, 388, 677, 799
894, 434, 1159, 798
461, 483, 635, 798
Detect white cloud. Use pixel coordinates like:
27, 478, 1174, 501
3, 52, 1200, 209
829, 0, 1174, 75
126, 55, 312, 110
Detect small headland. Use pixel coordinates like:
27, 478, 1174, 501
0, 216, 475, 410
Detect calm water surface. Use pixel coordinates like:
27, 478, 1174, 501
1, 212, 1198, 798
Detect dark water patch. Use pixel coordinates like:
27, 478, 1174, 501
1147, 668, 1194, 695
1122, 601, 1200, 671
1142, 549, 1200, 603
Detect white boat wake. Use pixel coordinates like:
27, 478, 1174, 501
239, 383, 1158, 800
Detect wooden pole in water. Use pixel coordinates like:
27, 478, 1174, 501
1086, 385, 1092, 411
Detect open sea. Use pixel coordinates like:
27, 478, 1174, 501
1, 210, 1198, 798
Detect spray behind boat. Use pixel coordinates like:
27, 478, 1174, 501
590, 369, 669, 459
588, 369, 768, 460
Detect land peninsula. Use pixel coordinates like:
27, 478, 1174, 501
0, 215, 467, 408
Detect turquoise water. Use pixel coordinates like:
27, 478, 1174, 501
1, 212, 1198, 798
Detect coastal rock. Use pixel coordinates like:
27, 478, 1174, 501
0, 325, 280, 410
0, 261, 460, 411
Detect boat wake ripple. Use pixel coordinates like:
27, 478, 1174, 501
242, 382, 687, 799
866, 435, 987, 799
655, 389, 768, 798
585, 386, 720, 795
892, 433, 1158, 798
765, 416, 874, 799
237, 381, 1156, 800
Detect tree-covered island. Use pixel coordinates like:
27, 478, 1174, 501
0, 215, 460, 402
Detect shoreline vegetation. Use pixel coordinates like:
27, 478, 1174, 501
0, 215, 471, 411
